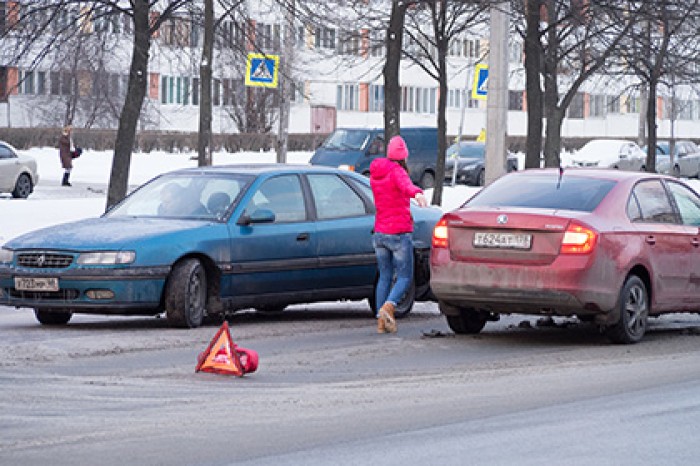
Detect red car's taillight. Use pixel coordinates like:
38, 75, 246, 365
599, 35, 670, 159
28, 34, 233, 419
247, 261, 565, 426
560, 222, 597, 254
432, 218, 448, 249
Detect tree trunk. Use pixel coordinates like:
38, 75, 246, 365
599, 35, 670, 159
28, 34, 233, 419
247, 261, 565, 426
383, 1, 407, 143
541, 0, 559, 168
646, 80, 658, 173
432, 0, 448, 206
106, 0, 151, 211
276, 0, 295, 164
524, 0, 543, 169
198, 0, 214, 167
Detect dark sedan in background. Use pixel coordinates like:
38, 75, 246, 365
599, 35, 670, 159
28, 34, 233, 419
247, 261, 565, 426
431, 168, 700, 344
0, 165, 442, 328
444, 141, 518, 186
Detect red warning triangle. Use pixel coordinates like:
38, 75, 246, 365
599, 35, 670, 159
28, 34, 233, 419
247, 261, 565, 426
195, 321, 244, 376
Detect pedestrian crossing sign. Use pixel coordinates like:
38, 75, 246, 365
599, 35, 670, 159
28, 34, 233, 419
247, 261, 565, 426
245, 53, 279, 88
471, 64, 488, 100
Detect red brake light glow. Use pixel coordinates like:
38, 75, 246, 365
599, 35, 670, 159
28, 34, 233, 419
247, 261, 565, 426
432, 218, 448, 249
561, 223, 597, 254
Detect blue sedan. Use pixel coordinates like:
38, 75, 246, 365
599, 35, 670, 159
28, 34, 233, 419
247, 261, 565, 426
0, 165, 442, 327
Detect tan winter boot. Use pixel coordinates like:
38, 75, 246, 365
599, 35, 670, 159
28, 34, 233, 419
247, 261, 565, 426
377, 312, 386, 333
378, 302, 397, 333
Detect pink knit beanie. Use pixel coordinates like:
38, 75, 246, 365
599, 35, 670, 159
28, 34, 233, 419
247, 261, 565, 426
387, 136, 409, 161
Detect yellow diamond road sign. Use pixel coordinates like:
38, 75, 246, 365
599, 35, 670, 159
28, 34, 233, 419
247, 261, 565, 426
245, 53, 279, 88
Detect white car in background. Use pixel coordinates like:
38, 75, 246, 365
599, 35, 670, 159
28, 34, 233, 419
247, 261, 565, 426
0, 140, 39, 198
564, 139, 646, 171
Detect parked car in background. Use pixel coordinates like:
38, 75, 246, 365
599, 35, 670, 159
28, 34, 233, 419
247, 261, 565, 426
430, 168, 700, 344
652, 140, 700, 178
310, 127, 440, 189
564, 139, 645, 171
444, 141, 518, 186
0, 165, 442, 328
0, 140, 38, 199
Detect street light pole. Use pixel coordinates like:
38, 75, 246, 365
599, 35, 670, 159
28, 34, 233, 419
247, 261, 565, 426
485, 1, 509, 186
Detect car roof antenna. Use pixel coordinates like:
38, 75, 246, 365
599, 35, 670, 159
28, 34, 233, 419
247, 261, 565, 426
557, 166, 564, 189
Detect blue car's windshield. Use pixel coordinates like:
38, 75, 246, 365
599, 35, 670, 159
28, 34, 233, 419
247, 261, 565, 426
321, 129, 372, 151
107, 173, 253, 220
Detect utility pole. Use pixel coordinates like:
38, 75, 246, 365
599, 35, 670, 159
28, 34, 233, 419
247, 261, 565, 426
276, 0, 295, 164
485, 1, 509, 186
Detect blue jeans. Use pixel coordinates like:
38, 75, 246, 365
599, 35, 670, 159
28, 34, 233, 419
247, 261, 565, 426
373, 233, 414, 314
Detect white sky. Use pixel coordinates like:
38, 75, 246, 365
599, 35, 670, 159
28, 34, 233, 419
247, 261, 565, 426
1, 147, 479, 244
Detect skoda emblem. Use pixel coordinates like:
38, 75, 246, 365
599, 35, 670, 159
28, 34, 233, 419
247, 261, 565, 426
36, 254, 46, 267
497, 215, 508, 225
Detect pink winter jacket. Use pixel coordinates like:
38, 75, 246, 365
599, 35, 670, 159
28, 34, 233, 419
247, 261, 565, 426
370, 158, 423, 234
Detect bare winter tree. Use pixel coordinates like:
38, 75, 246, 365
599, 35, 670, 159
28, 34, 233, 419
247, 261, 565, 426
514, 0, 639, 168
402, 1, 487, 205
621, 0, 700, 173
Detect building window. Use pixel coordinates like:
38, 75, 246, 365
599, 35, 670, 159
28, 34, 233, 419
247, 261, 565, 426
192, 78, 199, 106
628, 95, 641, 114
296, 25, 305, 48
589, 94, 606, 117
508, 90, 523, 111
19, 70, 34, 94
336, 83, 359, 110
568, 93, 584, 118
369, 84, 384, 111
370, 30, 384, 57
400, 86, 436, 114
290, 80, 304, 104
509, 40, 522, 63
0, 2, 6, 35
256, 22, 281, 51
338, 30, 361, 56
315, 26, 336, 49
0, 67, 7, 102
447, 89, 478, 109
607, 95, 621, 114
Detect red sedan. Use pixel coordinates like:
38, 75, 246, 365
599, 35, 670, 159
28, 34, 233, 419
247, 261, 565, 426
430, 168, 700, 343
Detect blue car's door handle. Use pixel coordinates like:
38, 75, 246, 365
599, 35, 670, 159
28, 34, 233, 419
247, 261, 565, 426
297, 233, 309, 241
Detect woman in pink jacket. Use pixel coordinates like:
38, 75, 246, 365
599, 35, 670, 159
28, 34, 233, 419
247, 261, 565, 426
370, 135, 428, 334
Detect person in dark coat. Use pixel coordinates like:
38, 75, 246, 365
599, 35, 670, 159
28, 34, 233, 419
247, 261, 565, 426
58, 125, 74, 187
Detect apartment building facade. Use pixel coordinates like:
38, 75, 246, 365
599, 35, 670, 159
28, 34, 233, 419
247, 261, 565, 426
1, 0, 698, 140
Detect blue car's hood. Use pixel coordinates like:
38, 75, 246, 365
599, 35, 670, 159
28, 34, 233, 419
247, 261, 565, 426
5, 217, 215, 251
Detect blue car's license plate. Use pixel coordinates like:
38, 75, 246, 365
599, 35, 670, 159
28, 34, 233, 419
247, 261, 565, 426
14, 277, 59, 291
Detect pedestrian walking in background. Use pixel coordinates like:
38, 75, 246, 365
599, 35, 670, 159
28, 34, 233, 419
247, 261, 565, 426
58, 125, 75, 187
369, 135, 428, 334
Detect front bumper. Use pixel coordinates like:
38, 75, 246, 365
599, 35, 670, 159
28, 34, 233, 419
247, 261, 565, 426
0, 265, 170, 313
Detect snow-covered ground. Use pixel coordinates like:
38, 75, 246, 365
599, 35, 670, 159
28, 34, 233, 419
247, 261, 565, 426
0, 147, 479, 244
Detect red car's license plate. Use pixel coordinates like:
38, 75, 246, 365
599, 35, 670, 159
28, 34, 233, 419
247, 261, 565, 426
473, 232, 532, 250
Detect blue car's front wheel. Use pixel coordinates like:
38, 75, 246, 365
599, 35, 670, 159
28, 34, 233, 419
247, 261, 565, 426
165, 258, 207, 328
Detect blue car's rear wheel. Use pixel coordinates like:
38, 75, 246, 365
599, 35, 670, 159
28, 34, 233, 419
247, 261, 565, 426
165, 258, 207, 328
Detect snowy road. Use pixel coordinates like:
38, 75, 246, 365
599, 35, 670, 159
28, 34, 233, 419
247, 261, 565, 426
1, 304, 700, 465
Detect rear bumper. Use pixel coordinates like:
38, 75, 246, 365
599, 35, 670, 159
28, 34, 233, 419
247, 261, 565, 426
430, 250, 619, 317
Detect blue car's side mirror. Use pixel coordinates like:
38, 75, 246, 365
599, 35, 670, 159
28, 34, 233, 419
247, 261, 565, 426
237, 209, 276, 226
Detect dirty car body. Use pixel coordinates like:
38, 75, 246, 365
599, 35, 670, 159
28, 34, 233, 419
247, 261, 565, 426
430, 168, 700, 343
0, 165, 442, 328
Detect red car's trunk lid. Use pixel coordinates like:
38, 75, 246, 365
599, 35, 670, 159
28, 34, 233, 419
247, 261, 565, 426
445, 209, 572, 265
